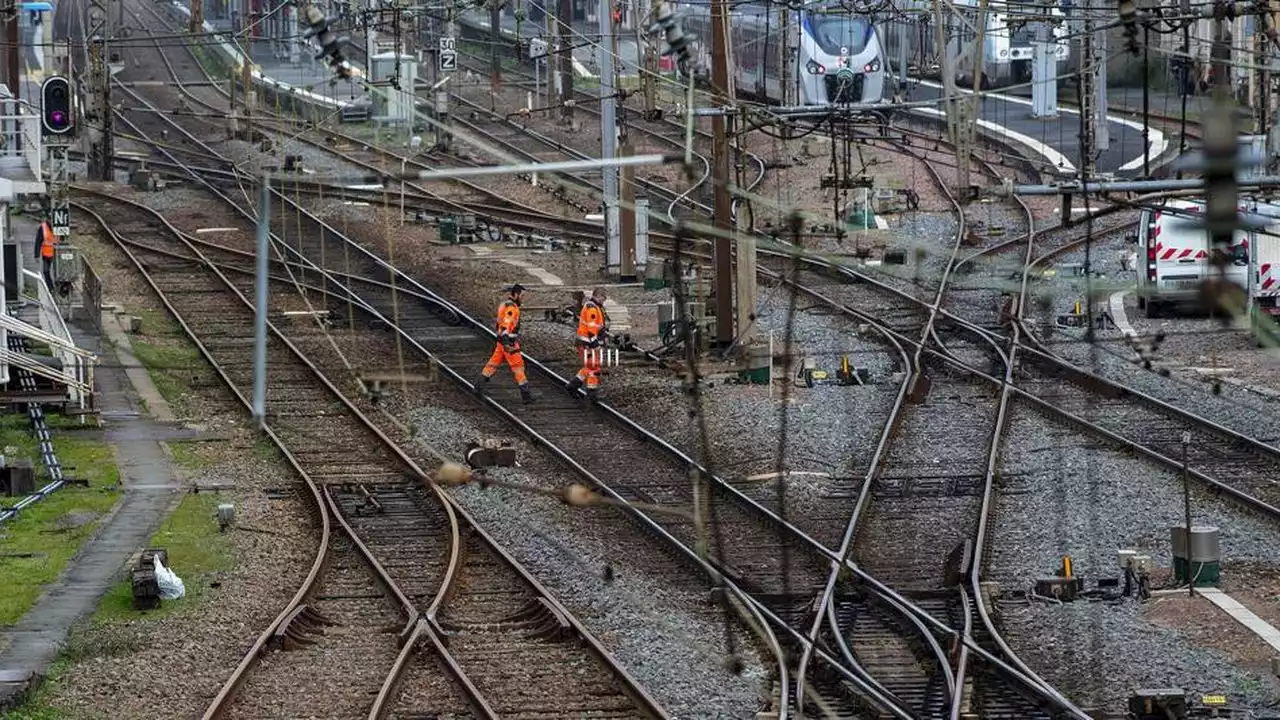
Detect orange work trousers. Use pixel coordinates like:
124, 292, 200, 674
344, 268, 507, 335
576, 345, 601, 390
483, 343, 527, 385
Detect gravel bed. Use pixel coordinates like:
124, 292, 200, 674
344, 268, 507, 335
999, 599, 1280, 714
987, 399, 1280, 713
406, 404, 773, 718
1023, 227, 1280, 443
990, 400, 1280, 584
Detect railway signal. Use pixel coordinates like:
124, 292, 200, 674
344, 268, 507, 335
40, 76, 74, 137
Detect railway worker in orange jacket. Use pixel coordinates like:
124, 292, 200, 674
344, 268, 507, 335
33, 215, 56, 291
567, 287, 608, 398
476, 284, 535, 404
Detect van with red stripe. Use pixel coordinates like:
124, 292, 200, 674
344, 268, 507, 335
1247, 201, 1280, 328
1136, 199, 1249, 318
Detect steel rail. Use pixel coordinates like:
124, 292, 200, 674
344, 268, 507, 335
73, 195, 453, 718
131, 0, 606, 227
109, 77, 928, 715
106, 74, 671, 718
70, 200, 341, 720
120, 16, 1187, 712
119, 57, 1071, 716
792, 139, 971, 715
952, 151, 1081, 716
448, 42, 770, 219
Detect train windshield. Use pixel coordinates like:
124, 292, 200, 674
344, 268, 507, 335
806, 14, 873, 56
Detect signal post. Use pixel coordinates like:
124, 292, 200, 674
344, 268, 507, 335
41, 77, 75, 245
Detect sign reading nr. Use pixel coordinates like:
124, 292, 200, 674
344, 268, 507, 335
439, 36, 456, 72
50, 207, 70, 236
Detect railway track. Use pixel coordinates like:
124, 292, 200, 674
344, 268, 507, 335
107, 7, 1280, 717
75, 184, 668, 720
102, 28, 1044, 717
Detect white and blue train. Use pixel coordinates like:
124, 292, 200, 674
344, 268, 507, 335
878, 0, 1070, 88
676, 1, 890, 105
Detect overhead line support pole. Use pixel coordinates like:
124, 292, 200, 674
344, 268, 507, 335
253, 176, 270, 428
557, 0, 573, 125
85, 0, 112, 181
600, 0, 619, 275
6, 1, 18, 99
709, 0, 734, 346
490, 0, 501, 95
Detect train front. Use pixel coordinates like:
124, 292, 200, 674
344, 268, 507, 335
797, 9, 886, 105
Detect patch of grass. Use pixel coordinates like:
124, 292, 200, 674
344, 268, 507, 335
126, 307, 182, 339
0, 415, 121, 626
253, 436, 279, 463
166, 441, 206, 470
130, 341, 201, 404
94, 492, 233, 622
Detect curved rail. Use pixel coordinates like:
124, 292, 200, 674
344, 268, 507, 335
105, 34, 672, 716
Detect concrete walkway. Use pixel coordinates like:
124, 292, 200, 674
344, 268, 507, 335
1196, 587, 1280, 654
0, 312, 184, 709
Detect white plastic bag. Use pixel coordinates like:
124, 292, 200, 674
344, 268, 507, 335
154, 555, 186, 600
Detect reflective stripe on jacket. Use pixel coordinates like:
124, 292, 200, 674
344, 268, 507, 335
496, 299, 521, 341
576, 299, 606, 344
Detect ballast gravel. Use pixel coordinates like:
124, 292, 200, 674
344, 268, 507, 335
407, 404, 773, 719
988, 400, 1280, 714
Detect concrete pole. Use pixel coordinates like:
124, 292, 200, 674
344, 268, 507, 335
1094, 15, 1109, 153
600, 0, 620, 275
735, 228, 757, 344
558, 0, 573, 124
288, 5, 299, 64
932, 0, 960, 187
253, 177, 270, 428
1030, 17, 1058, 117
635, 0, 654, 115
366, 8, 377, 71
709, 0, 735, 345
490, 0, 502, 93
619, 142, 636, 279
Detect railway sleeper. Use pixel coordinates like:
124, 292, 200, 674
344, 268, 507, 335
437, 598, 574, 642
271, 604, 339, 651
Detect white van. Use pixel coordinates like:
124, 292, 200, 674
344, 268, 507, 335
1135, 199, 1249, 318
1246, 201, 1280, 332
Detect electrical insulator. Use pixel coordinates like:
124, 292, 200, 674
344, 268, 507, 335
301, 4, 357, 79
651, 1, 691, 69
1117, 0, 1139, 56
1202, 121, 1238, 255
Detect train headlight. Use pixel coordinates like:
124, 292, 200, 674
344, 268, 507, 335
863, 58, 880, 73
806, 59, 826, 75
999, 49, 1008, 58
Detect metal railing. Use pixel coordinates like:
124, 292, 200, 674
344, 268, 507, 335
0, 269, 97, 408
0, 92, 42, 183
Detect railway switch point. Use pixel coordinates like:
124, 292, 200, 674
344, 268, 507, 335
1034, 576, 1083, 602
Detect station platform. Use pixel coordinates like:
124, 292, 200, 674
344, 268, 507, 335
904, 80, 1189, 179
456, 9, 636, 77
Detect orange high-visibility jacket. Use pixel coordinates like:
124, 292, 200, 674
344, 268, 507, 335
576, 299, 606, 345
36, 222, 55, 259
496, 299, 521, 342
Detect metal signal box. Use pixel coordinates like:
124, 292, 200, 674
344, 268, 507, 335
52, 244, 81, 283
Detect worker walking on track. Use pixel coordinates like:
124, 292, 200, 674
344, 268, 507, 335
477, 284, 534, 404
33, 214, 56, 292
567, 287, 608, 398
